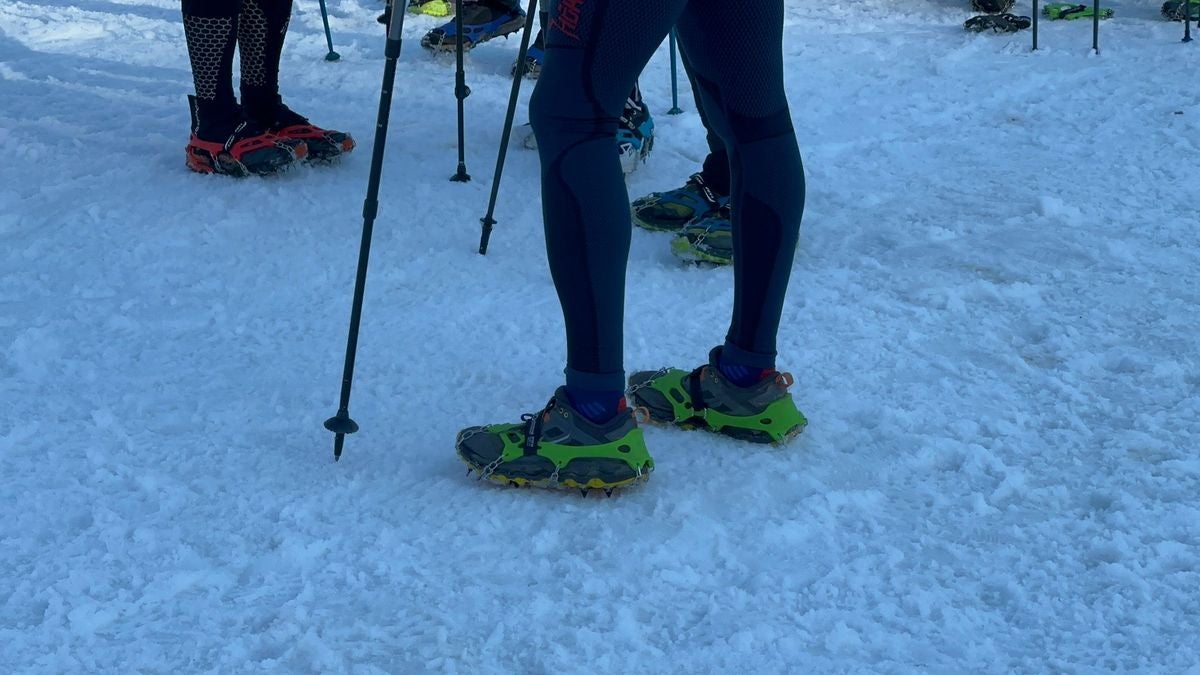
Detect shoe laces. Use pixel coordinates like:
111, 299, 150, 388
519, 397, 557, 454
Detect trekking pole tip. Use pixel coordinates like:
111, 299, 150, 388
479, 216, 496, 255
325, 51, 342, 62
325, 412, 359, 460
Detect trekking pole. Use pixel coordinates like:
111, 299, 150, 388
1184, 0, 1193, 42
317, 0, 341, 61
1032, 0, 1041, 49
324, 0, 407, 461
477, 0, 539, 255
1092, 0, 1100, 53
667, 30, 682, 115
451, 0, 472, 182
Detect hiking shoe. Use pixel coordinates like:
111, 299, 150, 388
1042, 3, 1113, 19
1161, 0, 1200, 20
410, 0, 453, 16
511, 29, 545, 79
971, 0, 1015, 13
250, 97, 355, 162
519, 85, 654, 167
421, 1, 526, 51
631, 173, 729, 233
964, 12, 1032, 32
627, 348, 807, 445
185, 95, 301, 177
378, 0, 453, 26
456, 387, 654, 492
669, 202, 732, 265
618, 86, 654, 174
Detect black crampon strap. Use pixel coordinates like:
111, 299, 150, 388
521, 398, 554, 455
686, 367, 710, 413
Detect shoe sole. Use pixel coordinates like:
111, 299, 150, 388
456, 452, 652, 494
638, 412, 805, 446
630, 382, 807, 446
299, 137, 356, 163
186, 149, 298, 177
669, 236, 732, 265
632, 215, 687, 233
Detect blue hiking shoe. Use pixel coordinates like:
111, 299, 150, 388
511, 29, 545, 79
618, 85, 654, 175
631, 173, 729, 233
520, 83, 654, 174
420, 1, 526, 51
670, 201, 733, 265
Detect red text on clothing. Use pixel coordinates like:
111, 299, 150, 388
551, 0, 583, 40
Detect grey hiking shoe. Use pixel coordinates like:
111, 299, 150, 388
455, 387, 654, 494
627, 348, 807, 445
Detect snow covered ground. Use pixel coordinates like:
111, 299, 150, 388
2, 0, 1199, 671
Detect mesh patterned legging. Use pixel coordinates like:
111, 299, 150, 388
528, 0, 805, 392
181, 0, 293, 134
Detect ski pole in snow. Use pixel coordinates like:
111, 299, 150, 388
1092, 0, 1100, 53
324, 0, 407, 461
451, 0, 472, 182
477, 0, 539, 255
1032, 0, 1039, 50
667, 30, 682, 115
1184, 0, 1193, 42
317, 0, 341, 61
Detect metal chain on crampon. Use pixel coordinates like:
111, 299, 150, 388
624, 367, 669, 399
479, 453, 505, 482
457, 427, 504, 481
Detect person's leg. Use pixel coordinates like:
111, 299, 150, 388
627, 0, 807, 444
181, 0, 299, 175
529, 0, 687, 418
454, 0, 684, 491
237, 0, 290, 117
674, 0, 804, 374
181, 0, 242, 136
238, 0, 355, 160
678, 44, 730, 196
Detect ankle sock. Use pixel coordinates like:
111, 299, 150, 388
564, 387, 625, 424
717, 353, 773, 388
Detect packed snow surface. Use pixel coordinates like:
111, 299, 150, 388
2, 0, 1198, 671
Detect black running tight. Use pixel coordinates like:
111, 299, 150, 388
181, 0, 293, 131
529, 0, 804, 392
